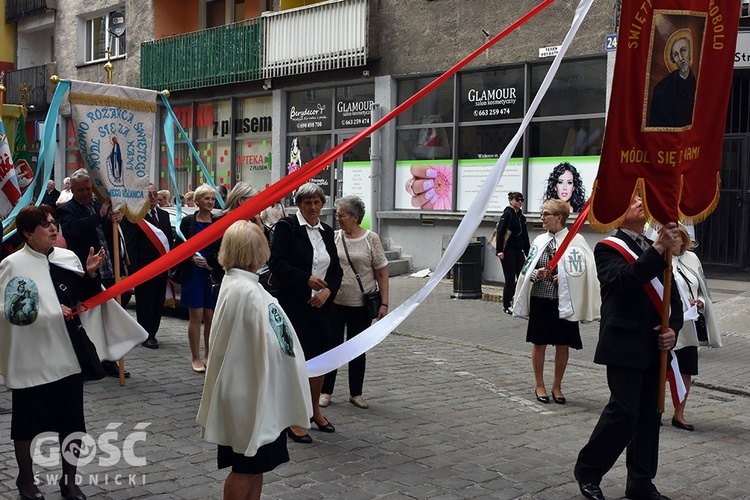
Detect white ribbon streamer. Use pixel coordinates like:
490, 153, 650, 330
306, 0, 596, 377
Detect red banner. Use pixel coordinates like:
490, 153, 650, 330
589, 0, 739, 231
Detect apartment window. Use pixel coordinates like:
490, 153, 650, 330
84, 11, 126, 63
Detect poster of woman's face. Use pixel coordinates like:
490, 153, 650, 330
528, 157, 599, 213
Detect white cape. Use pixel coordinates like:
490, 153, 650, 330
512, 228, 600, 322
673, 251, 722, 349
0, 245, 147, 389
197, 268, 312, 456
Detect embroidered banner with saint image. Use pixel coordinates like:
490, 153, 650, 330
589, 0, 740, 230
68, 81, 159, 221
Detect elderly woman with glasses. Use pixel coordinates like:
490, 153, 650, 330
512, 199, 599, 405
268, 183, 343, 444
0, 205, 147, 500
496, 191, 530, 314
319, 195, 389, 410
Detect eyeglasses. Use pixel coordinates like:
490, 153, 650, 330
335, 213, 350, 219
540, 212, 559, 218
39, 219, 57, 228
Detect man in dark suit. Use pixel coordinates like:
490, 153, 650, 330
57, 168, 127, 378
41, 180, 60, 207
122, 184, 174, 349
574, 196, 681, 500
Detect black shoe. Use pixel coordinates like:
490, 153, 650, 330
551, 392, 566, 405
102, 361, 130, 378
578, 481, 605, 500
535, 389, 550, 404
670, 417, 694, 431
60, 480, 87, 500
286, 427, 312, 443
503, 307, 512, 315
625, 488, 670, 500
141, 338, 159, 349
16, 481, 44, 500
310, 416, 335, 433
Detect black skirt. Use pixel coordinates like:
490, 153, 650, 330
284, 306, 331, 360
674, 346, 698, 376
217, 431, 289, 474
526, 296, 583, 349
11, 373, 85, 441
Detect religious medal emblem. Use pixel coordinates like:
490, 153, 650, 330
5, 277, 39, 326
268, 303, 294, 356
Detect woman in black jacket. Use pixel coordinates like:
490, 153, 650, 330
268, 183, 343, 444
495, 191, 530, 314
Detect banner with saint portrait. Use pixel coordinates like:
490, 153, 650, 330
589, 0, 739, 231
68, 80, 159, 221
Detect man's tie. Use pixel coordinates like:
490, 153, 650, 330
635, 235, 649, 251
149, 209, 158, 225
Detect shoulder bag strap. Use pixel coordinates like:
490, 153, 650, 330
341, 236, 365, 294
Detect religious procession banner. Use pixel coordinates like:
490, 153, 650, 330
13, 118, 34, 195
589, 0, 740, 231
68, 80, 159, 221
1, 104, 23, 149
0, 118, 22, 218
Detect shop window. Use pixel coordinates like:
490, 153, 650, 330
458, 66, 525, 122
83, 11, 126, 64
235, 96, 273, 191
397, 77, 454, 126
456, 124, 524, 212
285, 134, 334, 206
530, 57, 606, 117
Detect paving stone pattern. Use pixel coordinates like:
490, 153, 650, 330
0, 276, 749, 499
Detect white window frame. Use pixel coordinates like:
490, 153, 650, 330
83, 9, 126, 64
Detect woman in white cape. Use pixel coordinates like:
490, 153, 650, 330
197, 221, 311, 500
513, 199, 600, 404
671, 224, 722, 431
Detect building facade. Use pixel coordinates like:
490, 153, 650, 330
5, 0, 750, 279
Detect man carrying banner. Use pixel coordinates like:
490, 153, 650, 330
122, 183, 174, 349
574, 196, 681, 500
57, 168, 127, 378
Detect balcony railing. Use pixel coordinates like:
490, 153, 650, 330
140, 18, 263, 92
262, 0, 368, 79
4, 63, 56, 112
6, 0, 49, 23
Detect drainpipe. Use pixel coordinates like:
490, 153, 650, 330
370, 103, 381, 234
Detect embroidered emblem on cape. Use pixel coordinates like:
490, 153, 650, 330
268, 303, 294, 356
521, 246, 539, 275
5, 277, 39, 326
564, 246, 586, 277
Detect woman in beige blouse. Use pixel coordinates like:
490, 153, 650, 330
320, 195, 389, 410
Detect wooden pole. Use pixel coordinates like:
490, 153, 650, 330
657, 247, 673, 413
103, 49, 127, 386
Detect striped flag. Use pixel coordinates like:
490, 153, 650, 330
0, 119, 22, 218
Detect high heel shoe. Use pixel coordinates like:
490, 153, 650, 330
535, 389, 550, 404
286, 427, 313, 443
551, 391, 566, 405
311, 416, 335, 433
59, 480, 87, 500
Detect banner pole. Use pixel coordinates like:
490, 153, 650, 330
657, 247, 673, 413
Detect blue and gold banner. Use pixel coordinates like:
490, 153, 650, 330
68, 81, 159, 221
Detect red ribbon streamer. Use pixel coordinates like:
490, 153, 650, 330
545, 198, 590, 272
78, 0, 557, 313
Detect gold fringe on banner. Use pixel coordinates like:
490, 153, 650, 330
679, 172, 721, 227
588, 180, 647, 234
2, 104, 23, 120
68, 92, 157, 113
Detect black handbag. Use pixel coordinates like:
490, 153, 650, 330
52, 278, 106, 381
168, 260, 190, 284
695, 312, 709, 343
341, 236, 381, 319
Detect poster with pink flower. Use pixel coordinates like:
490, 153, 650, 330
395, 160, 453, 210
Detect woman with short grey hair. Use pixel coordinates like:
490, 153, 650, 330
268, 182, 343, 443
320, 195, 389, 410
